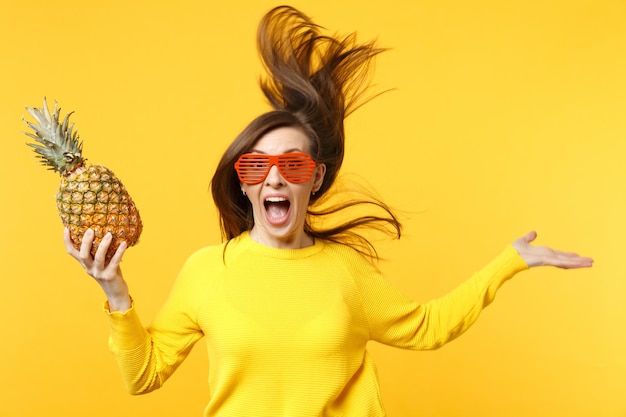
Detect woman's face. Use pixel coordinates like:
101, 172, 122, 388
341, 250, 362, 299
241, 126, 326, 249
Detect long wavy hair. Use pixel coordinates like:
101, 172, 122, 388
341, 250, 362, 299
211, 5, 401, 260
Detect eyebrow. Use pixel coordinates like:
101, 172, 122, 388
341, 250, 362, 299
248, 148, 303, 154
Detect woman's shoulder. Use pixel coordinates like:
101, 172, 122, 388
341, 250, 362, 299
182, 232, 255, 266
319, 238, 381, 273
182, 241, 229, 268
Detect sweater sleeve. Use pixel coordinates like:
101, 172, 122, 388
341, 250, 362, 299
106, 250, 209, 394
353, 245, 529, 350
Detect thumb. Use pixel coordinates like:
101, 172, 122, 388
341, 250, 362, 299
522, 230, 538, 244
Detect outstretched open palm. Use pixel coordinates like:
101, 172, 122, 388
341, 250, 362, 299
512, 231, 593, 269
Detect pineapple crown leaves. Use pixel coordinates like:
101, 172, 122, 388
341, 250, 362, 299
23, 98, 85, 176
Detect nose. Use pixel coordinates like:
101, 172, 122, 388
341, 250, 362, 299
264, 164, 285, 187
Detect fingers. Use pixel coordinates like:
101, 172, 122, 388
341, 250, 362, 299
534, 246, 594, 269
562, 258, 594, 269
63, 228, 79, 257
108, 240, 128, 269
92, 232, 124, 273
79, 228, 95, 260
550, 248, 582, 258
100, 235, 127, 269
547, 258, 593, 269
93, 232, 112, 266
64, 228, 128, 276
551, 251, 594, 269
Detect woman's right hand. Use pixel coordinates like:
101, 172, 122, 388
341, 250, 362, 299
64, 228, 132, 312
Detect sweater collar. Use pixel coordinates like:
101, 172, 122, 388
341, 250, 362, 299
234, 231, 325, 260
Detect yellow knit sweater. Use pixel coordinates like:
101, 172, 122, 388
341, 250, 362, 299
107, 232, 528, 416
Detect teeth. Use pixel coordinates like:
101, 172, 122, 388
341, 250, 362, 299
265, 196, 287, 203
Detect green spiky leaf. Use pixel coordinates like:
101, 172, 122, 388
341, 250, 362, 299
23, 98, 85, 175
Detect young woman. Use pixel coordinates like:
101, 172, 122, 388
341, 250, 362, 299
65, 6, 593, 417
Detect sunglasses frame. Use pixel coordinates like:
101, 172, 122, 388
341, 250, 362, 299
235, 152, 317, 185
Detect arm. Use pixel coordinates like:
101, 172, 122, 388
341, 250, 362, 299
64, 228, 203, 394
64, 228, 131, 312
357, 231, 593, 350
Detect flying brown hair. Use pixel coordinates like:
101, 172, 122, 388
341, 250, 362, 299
211, 5, 401, 260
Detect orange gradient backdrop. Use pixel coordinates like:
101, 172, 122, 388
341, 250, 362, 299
1, 1, 624, 416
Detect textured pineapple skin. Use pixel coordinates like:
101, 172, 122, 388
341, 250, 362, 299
56, 164, 142, 261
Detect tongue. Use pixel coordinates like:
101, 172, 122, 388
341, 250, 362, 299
266, 202, 290, 223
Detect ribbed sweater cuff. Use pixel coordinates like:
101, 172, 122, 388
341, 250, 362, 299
104, 300, 148, 350
481, 245, 529, 295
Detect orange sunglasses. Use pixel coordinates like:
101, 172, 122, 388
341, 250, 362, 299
235, 152, 317, 185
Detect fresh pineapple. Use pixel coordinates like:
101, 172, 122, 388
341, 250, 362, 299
23, 98, 142, 262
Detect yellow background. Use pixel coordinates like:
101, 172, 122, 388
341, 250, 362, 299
1, 0, 624, 416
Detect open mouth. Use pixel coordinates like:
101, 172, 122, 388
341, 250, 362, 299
264, 196, 291, 224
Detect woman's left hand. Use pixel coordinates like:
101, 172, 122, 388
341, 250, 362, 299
512, 231, 594, 269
